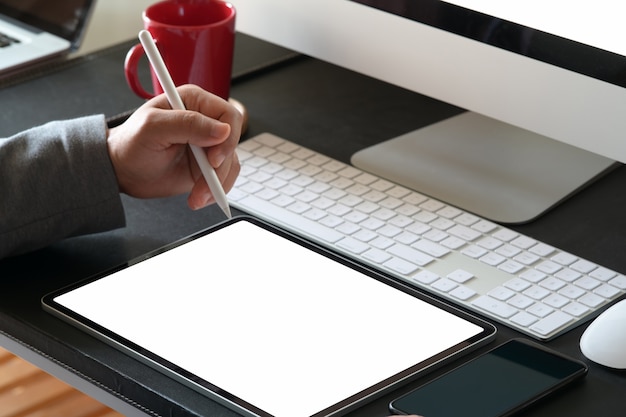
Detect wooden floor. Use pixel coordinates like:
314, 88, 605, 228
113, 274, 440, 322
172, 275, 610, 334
0, 346, 124, 417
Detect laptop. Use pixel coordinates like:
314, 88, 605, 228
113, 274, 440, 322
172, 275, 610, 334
0, 0, 97, 76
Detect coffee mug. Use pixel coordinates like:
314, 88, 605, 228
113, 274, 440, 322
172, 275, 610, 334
124, 0, 236, 100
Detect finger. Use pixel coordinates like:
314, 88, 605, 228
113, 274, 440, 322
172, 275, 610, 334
175, 85, 243, 158
162, 84, 243, 139
218, 151, 241, 193
176, 85, 240, 125
187, 152, 240, 210
146, 85, 242, 159
146, 108, 232, 150
188, 182, 213, 210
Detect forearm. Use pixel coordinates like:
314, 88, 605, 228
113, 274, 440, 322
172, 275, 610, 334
0, 115, 125, 258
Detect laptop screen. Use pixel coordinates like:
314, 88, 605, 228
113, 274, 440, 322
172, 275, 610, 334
0, 0, 96, 46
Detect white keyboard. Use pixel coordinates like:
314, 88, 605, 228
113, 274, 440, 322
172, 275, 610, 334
230, 133, 626, 340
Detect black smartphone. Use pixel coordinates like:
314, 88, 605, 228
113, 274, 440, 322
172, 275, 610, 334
389, 339, 587, 417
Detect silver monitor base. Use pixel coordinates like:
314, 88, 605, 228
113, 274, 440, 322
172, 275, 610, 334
351, 112, 617, 224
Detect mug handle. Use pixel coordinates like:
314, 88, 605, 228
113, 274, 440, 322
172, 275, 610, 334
124, 43, 156, 100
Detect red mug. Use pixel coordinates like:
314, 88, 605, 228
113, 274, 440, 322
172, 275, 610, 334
124, 0, 236, 100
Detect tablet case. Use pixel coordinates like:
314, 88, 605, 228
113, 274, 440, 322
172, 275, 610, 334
43, 216, 496, 417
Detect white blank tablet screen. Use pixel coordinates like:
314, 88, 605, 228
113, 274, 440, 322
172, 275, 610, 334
53, 220, 485, 417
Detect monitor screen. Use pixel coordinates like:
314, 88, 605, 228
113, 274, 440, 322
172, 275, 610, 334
353, 0, 626, 89
441, 0, 626, 57
234, 0, 626, 222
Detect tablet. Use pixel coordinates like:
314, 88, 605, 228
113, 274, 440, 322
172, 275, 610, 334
42, 217, 496, 417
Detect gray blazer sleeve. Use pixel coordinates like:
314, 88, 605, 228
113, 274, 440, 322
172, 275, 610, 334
0, 115, 126, 258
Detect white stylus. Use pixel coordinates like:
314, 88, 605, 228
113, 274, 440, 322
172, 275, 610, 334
138, 30, 232, 219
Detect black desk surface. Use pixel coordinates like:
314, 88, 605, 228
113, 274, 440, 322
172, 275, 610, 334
1, 34, 625, 417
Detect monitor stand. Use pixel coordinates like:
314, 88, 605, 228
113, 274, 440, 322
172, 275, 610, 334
351, 112, 618, 224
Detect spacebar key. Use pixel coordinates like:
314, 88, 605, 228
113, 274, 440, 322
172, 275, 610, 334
236, 195, 344, 243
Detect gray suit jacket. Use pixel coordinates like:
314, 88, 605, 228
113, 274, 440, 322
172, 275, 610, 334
0, 115, 125, 258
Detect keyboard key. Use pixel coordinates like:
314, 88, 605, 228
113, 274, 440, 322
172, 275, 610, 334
488, 286, 515, 301
461, 245, 487, 259
510, 312, 538, 327
441, 236, 466, 250
337, 237, 370, 254
594, 284, 621, 299
447, 269, 474, 283
529, 243, 555, 257
378, 224, 402, 238
480, 252, 505, 267
554, 268, 581, 282
514, 252, 540, 265
455, 213, 479, 226
539, 277, 566, 291
590, 267, 617, 281
363, 248, 392, 264
388, 244, 434, 267
571, 259, 596, 274
496, 244, 522, 258
530, 311, 573, 336
562, 302, 590, 317
319, 215, 343, 228
527, 302, 554, 318
449, 225, 481, 241
472, 295, 518, 319
578, 293, 605, 308
609, 275, 626, 290
413, 239, 450, 258
492, 228, 518, 242
536, 260, 562, 275
477, 236, 503, 250
543, 294, 569, 309
287, 201, 311, 214
370, 236, 394, 250
336, 222, 360, 235
519, 269, 547, 283
432, 278, 458, 293
575, 276, 601, 291
412, 270, 440, 285
503, 278, 531, 292
551, 252, 578, 266
303, 208, 327, 221
507, 294, 534, 309
523, 285, 550, 301
511, 236, 536, 249
498, 260, 524, 274
559, 285, 586, 300
353, 229, 378, 242
471, 220, 498, 234
383, 257, 420, 275
394, 231, 419, 245
449, 285, 477, 301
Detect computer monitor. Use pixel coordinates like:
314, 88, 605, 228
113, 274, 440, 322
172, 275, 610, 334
234, 0, 626, 224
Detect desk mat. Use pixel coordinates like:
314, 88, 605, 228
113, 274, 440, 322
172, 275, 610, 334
0, 33, 300, 137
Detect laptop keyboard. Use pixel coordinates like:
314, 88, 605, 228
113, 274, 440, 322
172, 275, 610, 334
229, 133, 626, 341
0, 31, 19, 48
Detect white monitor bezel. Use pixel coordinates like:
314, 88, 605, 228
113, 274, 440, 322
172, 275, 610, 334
234, 0, 626, 164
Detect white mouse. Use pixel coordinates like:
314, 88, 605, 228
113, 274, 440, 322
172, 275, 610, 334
579, 299, 626, 369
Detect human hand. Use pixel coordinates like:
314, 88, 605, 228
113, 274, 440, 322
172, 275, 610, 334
107, 84, 242, 210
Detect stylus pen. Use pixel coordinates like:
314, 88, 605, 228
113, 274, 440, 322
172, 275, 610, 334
138, 30, 232, 219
